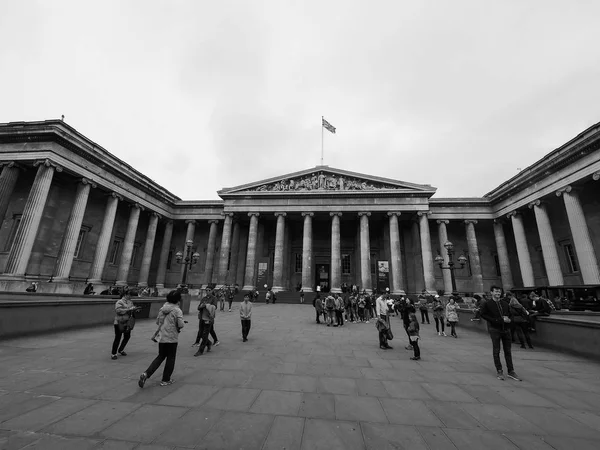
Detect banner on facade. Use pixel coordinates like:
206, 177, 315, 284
256, 261, 269, 289
377, 260, 390, 293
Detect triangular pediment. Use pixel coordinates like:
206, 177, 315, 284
218, 166, 436, 196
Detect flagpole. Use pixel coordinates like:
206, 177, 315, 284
321, 116, 324, 165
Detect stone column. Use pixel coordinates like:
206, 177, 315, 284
464, 220, 484, 295
388, 212, 405, 295
301, 212, 314, 292
54, 178, 96, 282
330, 212, 342, 293
417, 212, 436, 294
2, 160, 62, 279
217, 213, 234, 285
493, 219, 514, 291
88, 193, 122, 283
228, 221, 241, 285
204, 219, 220, 285
137, 212, 160, 287
411, 220, 425, 293
557, 185, 600, 284
155, 220, 173, 288
242, 213, 260, 290
508, 211, 535, 287
180, 220, 196, 281
272, 212, 287, 291
529, 200, 564, 286
116, 203, 143, 286
437, 219, 453, 295
358, 212, 372, 293
0, 162, 23, 224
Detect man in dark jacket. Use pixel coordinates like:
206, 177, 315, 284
480, 285, 522, 381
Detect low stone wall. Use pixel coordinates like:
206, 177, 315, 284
457, 308, 600, 360
0, 292, 193, 340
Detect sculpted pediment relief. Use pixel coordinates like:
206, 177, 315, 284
243, 171, 400, 193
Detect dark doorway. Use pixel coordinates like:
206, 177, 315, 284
316, 264, 330, 292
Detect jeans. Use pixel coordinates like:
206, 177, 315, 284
489, 329, 514, 373
228, 299, 233, 310
378, 314, 389, 347
411, 338, 421, 358
512, 322, 532, 347
449, 322, 457, 336
336, 310, 344, 326
145, 342, 178, 382
199, 322, 213, 353
420, 309, 430, 323
241, 319, 251, 339
112, 324, 131, 355
358, 308, 365, 321
195, 319, 218, 344
434, 317, 445, 333
315, 309, 322, 323
327, 309, 336, 325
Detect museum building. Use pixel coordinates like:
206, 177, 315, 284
0, 120, 599, 298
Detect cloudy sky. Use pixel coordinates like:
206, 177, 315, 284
2, 0, 600, 200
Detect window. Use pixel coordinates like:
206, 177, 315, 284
130, 243, 140, 267
564, 243, 579, 273
4, 214, 21, 252
493, 253, 501, 277
295, 253, 302, 273
342, 254, 351, 274
166, 249, 173, 270
74, 226, 90, 259
109, 238, 122, 265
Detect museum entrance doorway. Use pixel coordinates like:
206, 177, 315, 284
316, 264, 330, 292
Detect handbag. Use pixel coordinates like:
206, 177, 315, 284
117, 313, 135, 332
446, 320, 451, 327
386, 328, 394, 341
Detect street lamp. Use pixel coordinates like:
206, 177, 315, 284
435, 241, 468, 296
175, 239, 201, 287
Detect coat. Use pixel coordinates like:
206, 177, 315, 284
156, 302, 185, 343
446, 303, 459, 323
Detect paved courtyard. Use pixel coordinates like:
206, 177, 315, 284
1, 302, 600, 450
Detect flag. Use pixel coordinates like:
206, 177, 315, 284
322, 118, 336, 134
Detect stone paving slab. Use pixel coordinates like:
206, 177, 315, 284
1, 302, 600, 449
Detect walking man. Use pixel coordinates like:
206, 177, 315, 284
376, 292, 393, 349
480, 285, 522, 381
195, 297, 216, 356
240, 293, 252, 341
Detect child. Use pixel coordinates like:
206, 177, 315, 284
407, 312, 421, 360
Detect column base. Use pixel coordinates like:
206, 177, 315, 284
155, 284, 165, 289
241, 285, 255, 291
87, 278, 103, 284
302, 288, 314, 293
272, 286, 285, 292
115, 280, 128, 286
392, 289, 406, 296
137, 282, 148, 288
0, 274, 26, 282
51, 277, 71, 283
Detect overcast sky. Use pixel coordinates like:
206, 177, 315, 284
2, 1, 600, 200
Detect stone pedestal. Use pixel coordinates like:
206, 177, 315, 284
138, 212, 160, 287
88, 193, 121, 283
388, 212, 405, 295
493, 220, 514, 291
54, 178, 95, 282
508, 211, 535, 287
217, 213, 234, 285
330, 213, 342, 293
272, 213, 286, 291
437, 220, 453, 295
358, 212, 372, 293
242, 213, 259, 291
464, 220, 484, 295
116, 203, 143, 286
2, 160, 61, 279
301, 212, 314, 292
155, 220, 173, 289
557, 186, 600, 284
417, 212, 436, 294
530, 200, 564, 286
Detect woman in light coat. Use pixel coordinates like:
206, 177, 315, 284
111, 288, 139, 360
446, 298, 459, 338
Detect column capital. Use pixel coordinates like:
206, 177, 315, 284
79, 177, 97, 189
222, 212, 235, 218
593, 171, 600, 181
493, 218, 507, 225
274, 212, 287, 217
358, 212, 371, 217
506, 210, 520, 219
248, 212, 260, 218
185, 219, 197, 225
33, 159, 63, 172
165, 219, 173, 226
330, 212, 342, 217
556, 185, 579, 196
436, 219, 449, 225
464, 219, 478, 225
528, 199, 542, 209
208, 219, 220, 225
131, 202, 145, 211
301, 212, 314, 217
387, 212, 401, 217
416, 211, 431, 217
0, 161, 25, 171
109, 192, 123, 201
150, 211, 161, 220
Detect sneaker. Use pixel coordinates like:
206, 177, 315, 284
410, 357, 420, 361
207, 346, 212, 353
118, 351, 127, 356
151, 337, 158, 342
191, 343, 199, 347
497, 371, 505, 380
214, 341, 220, 346
138, 372, 147, 388
228, 309, 232, 312
111, 354, 118, 360
528, 345, 534, 349
438, 332, 441, 336
365, 320, 370, 324
405, 345, 413, 350
442, 332, 447, 337
194, 351, 203, 357
160, 380, 174, 386
385, 345, 393, 350
507, 371, 522, 381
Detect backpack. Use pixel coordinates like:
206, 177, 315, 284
266, 291, 272, 300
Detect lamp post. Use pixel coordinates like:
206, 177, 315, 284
175, 239, 201, 288
434, 241, 467, 296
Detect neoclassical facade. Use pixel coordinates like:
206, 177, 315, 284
1, 120, 599, 296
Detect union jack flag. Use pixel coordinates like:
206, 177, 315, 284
322, 118, 336, 134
